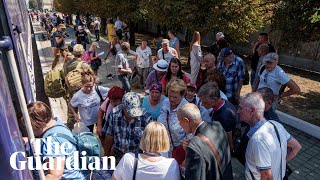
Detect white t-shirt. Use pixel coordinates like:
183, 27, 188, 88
258, 66, 290, 95
245, 120, 291, 180
113, 153, 180, 180
93, 20, 101, 30
136, 46, 152, 68
157, 48, 175, 63
70, 86, 109, 126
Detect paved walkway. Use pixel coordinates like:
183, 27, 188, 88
33, 22, 320, 179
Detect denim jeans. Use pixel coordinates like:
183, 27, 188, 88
118, 74, 131, 92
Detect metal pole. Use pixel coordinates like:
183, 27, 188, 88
1, 36, 45, 180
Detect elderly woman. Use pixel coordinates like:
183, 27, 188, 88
142, 82, 167, 120
112, 121, 180, 180
158, 79, 189, 165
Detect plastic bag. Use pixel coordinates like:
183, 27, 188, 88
72, 121, 90, 133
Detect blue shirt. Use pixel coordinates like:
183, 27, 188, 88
142, 95, 166, 120
218, 55, 246, 99
31, 119, 85, 179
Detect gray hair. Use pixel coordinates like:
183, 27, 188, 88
177, 103, 202, 123
197, 82, 220, 100
241, 92, 265, 116
257, 87, 274, 102
121, 42, 130, 51
264, 52, 279, 61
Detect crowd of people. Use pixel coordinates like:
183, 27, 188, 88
28, 11, 304, 180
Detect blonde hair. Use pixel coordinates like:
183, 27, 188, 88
81, 68, 96, 84
167, 79, 187, 96
190, 31, 201, 51
139, 122, 170, 153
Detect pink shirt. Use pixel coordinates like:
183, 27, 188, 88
99, 98, 114, 116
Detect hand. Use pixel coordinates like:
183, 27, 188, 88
74, 113, 81, 121
182, 139, 189, 151
96, 125, 102, 137
127, 68, 132, 74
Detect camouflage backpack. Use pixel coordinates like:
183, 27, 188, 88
44, 69, 66, 98
65, 62, 84, 93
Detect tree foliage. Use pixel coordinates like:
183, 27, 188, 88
29, 0, 36, 9
271, 0, 320, 48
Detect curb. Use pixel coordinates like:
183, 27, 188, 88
277, 110, 320, 139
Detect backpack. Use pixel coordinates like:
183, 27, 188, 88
44, 69, 66, 98
81, 51, 92, 63
50, 32, 56, 47
43, 124, 101, 171
65, 62, 84, 93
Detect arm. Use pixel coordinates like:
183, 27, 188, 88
117, 68, 132, 74
172, 49, 179, 59
280, 79, 301, 98
252, 77, 260, 92
97, 108, 104, 137
260, 169, 273, 180
104, 135, 114, 156
68, 102, 80, 121
175, 42, 180, 55
45, 158, 65, 179
55, 36, 64, 44
149, 54, 154, 69
286, 137, 302, 161
90, 52, 97, 61
236, 80, 243, 101
184, 147, 203, 180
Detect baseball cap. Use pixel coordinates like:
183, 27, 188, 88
153, 59, 169, 72
187, 83, 197, 90
78, 26, 83, 30
58, 24, 66, 29
263, 52, 279, 62
122, 92, 146, 117
92, 42, 100, 48
220, 48, 233, 57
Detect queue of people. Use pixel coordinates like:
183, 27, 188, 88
34, 17, 304, 179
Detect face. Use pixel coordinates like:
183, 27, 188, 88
186, 88, 196, 99
199, 97, 215, 109
162, 43, 169, 51
168, 32, 174, 39
170, 62, 179, 75
92, 45, 97, 49
223, 54, 233, 64
82, 82, 94, 94
141, 40, 147, 47
258, 35, 266, 43
156, 70, 166, 77
150, 90, 161, 101
168, 90, 184, 108
237, 100, 253, 123
203, 56, 215, 69
178, 114, 192, 133
264, 60, 277, 72
110, 99, 122, 107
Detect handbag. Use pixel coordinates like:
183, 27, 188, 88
166, 111, 186, 165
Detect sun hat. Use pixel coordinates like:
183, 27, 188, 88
92, 42, 100, 48
153, 59, 169, 72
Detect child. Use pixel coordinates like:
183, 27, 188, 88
185, 83, 200, 106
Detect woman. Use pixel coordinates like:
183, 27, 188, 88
89, 42, 102, 75
69, 68, 109, 132
189, 31, 202, 84
168, 30, 180, 57
161, 58, 189, 95
157, 79, 189, 164
142, 82, 167, 120
97, 86, 125, 138
107, 19, 116, 43
112, 122, 180, 180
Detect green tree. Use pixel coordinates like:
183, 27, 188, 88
29, 0, 36, 9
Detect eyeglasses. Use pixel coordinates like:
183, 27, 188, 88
264, 73, 268, 83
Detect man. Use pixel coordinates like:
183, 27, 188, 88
217, 48, 246, 105
135, 38, 153, 88
115, 17, 124, 40
104, 92, 151, 163
93, 17, 101, 41
52, 24, 68, 69
258, 87, 280, 121
145, 59, 168, 90
196, 53, 218, 89
254, 52, 300, 109
251, 33, 276, 85
238, 93, 301, 180
198, 82, 237, 152
26, 101, 84, 179
177, 103, 233, 180
75, 26, 88, 50
63, 44, 90, 129
252, 44, 269, 89
156, 39, 179, 63
210, 32, 229, 57
116, 42, 133, 92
